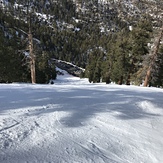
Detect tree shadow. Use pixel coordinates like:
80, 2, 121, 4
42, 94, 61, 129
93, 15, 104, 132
56, 88, 163, 127
0, 84, 163, 128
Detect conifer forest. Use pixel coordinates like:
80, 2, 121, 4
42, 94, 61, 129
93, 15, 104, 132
0, 0, 163, 87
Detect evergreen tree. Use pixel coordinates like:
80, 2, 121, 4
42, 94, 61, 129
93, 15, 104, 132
36, 51, 56, 84
85, 53, 97, 83
150, 44, 163, 87
144, 26, 163, 87
129, 18, 153, 85
110, 30, 130, 84
93, 58, 102, 83
0, 29, 29, 83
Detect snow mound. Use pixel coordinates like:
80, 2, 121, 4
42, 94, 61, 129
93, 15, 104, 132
137, 100, 163, 116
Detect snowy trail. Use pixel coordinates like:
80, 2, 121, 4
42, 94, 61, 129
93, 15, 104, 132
0, 73, 163, 163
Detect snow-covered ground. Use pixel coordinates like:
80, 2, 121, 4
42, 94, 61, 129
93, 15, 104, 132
0, 70, 163, 163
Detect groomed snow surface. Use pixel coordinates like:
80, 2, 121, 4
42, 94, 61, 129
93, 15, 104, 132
0, 70, 163, 163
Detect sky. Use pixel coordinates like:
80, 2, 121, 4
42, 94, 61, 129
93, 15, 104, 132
0, 70, 163, 163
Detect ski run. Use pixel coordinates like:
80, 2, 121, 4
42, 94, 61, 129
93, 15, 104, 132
0, 71, 163, 163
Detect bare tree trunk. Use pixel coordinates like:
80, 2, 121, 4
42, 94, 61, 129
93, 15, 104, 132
126, 60, 134, 85
143, 26, 163, 87
143, 68, 151, 87
126, 74, 130, 85
28, 12, 36, 84
118, 76, 123, 85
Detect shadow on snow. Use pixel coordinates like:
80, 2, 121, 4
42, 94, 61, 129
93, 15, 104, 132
0, 84, 163, 128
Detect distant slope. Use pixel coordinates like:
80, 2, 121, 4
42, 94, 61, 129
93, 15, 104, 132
55, 66, 88, 84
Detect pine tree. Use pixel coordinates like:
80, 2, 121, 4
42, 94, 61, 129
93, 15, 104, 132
150, 44, 163, 87
144, 26, 163, 87
110, 30, 130, 84
142, 0, 163, 87
36, 51, 56, 84
0, 28, 29, 83
85, 53, 96, 83
129, 18, 153, 85
28, 9, 36, 84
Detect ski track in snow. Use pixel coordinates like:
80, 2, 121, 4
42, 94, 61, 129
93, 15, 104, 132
0, 72, 163, 163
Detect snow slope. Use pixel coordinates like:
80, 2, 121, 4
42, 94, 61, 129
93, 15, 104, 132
0, 71, 163, 163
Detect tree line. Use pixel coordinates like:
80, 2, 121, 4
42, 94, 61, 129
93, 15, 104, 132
0, 0, 162, 86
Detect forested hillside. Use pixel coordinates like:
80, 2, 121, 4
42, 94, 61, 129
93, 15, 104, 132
0, 0, 163, 86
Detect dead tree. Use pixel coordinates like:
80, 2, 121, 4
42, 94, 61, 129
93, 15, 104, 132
27, 3, 36, 84
143, 26, 163, 87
